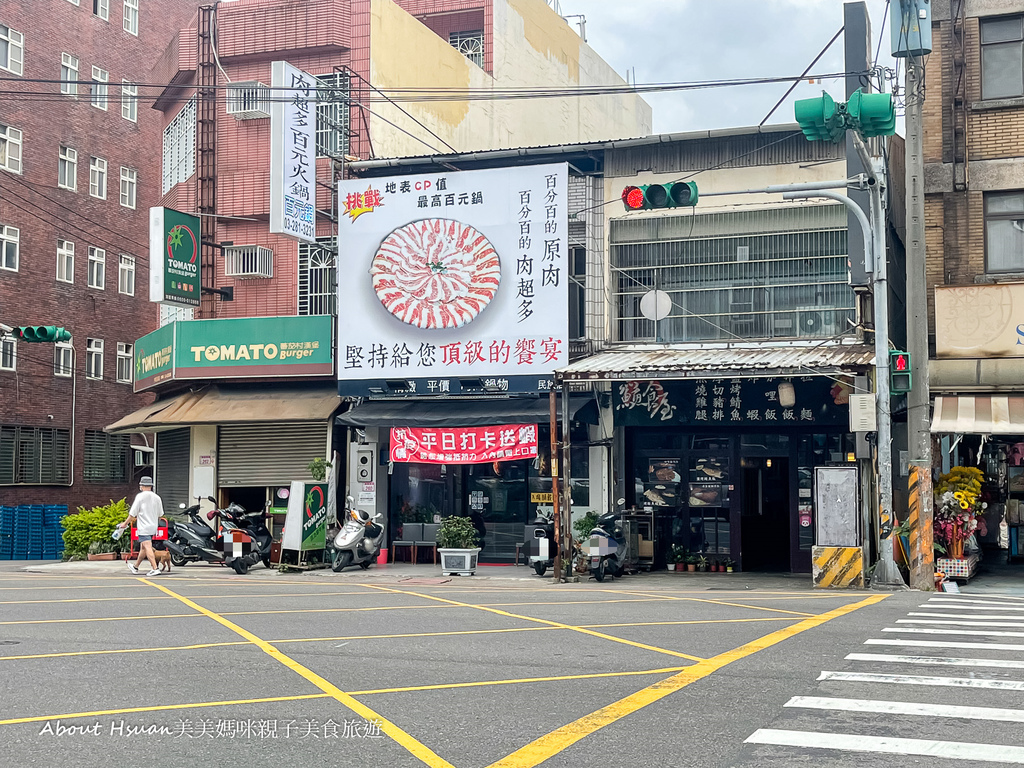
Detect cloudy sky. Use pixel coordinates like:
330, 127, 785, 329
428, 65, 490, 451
558, 0, 899, 135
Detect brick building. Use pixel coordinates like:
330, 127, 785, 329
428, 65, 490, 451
0, 0, 201, 511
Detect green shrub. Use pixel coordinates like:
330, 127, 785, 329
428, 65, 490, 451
62, 499, 129, 559
572, 511, 600, 541
436, 516, 480, 549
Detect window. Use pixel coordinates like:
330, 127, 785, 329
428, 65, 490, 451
92, 0, 109, 20
449, 30, 485, 68
91, 66, 108, 110
119, 166, 137, 208
1, 225, 17, 271
57, 239, 74, 283
123, 0, 139, 36
58, 146, 77, 191
0, 24, 24, 76
121, 80, 137, 122
981, 16, 1024, 100
985, 191, 1024, 273
116, 342, 132, 383
298, 237, 337, 316
0, 334, 15, 371
54, 343, 73, 377
86, 338, 103, 379
60, 53, 78, 95
88, 246, 105, 289
0, 124, 22, 173
315, 73, 350, 158
118, 254, 134, 295
89, 156, 107, 199
569, 246, 586, 340
0, 426, 71, 485
162, 98, 196, 194
84, 430, 129, 482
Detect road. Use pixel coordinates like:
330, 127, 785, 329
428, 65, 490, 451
1, 562, 1022, 767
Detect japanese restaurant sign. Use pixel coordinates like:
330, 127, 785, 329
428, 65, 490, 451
389, 424, 539, 464
269, 61, 317, 243
336, 164, 569, 396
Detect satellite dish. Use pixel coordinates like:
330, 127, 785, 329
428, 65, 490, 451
640, 289, 672, 322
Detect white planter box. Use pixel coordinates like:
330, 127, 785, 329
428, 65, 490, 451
439, 547, 480, 576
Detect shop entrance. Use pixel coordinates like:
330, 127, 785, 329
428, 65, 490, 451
740, 457, 791, 571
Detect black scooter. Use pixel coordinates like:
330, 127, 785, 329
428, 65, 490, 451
585, 506, 635, 582
222, 502, 274, 575
165, 496, 224, 567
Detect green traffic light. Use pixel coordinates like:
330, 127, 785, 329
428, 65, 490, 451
16, 326, 72, 343
846, 89, 896, 139
795, 89, 895, 143
794, 91, 845, 143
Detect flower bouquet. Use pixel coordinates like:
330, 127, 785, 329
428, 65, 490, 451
934, 466, 984, 560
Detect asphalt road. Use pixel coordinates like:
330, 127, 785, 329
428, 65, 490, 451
1, 562, 1022, 767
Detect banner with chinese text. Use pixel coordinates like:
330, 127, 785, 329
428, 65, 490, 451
269, 61, 316, 243
390, 424, 539, 464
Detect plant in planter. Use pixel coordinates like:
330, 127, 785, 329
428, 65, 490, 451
62, 499, 130, 561
685, 554, 698, 572
724, 559, 736, 573
669, 544, 688, 572
696, 554, 710, 572
87, 540, 117, 561
436, 516, 482, 576
307, 457, 333, 482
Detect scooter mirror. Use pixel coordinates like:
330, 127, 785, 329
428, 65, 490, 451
208, 496, 217, 504
346, 495, 355, 507
616, 498, 626, 506
206, 510, 217, 521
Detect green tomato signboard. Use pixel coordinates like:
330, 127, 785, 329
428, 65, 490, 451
301, 482, 328, 551
133, 323, 175, 392
149, 207, 201, 308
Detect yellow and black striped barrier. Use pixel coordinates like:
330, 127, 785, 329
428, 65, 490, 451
812, 546, 864, 589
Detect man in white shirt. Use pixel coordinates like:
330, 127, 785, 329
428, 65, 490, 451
118, 476, 164, 576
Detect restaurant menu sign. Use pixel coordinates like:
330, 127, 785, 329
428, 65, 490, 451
336, 164, 569, 396
269, 61, 317, 243
149, 207, 201, 308
390, 424, 539, 464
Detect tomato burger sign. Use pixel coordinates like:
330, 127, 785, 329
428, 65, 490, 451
336, 164, 569, 396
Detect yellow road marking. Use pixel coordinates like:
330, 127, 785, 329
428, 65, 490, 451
0, 584, 149, 591
0, 590, 389, 605
0, 613, 202, 625
485, 594, 890, 768
366, 585, 706, 663
617, 590, 816, 618
0, 640, 253, 661
142, 579, 455, 768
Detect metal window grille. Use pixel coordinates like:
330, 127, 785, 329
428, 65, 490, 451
0, 426, 71, 485
116, 342, 132, 383
159, 304, 193, 327
162, 98, 195, 194
610, 205, 854, 343
226, 81, 271, 119
84, 430, 129, 483
315, 73, 349, 158
224, 245, 273, 279
449, 30, 484, 68
298, 237, 336, 316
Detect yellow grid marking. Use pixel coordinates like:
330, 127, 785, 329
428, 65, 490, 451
0, 613, 202, 625
616, 590, 817, 617
0, 590, 394, 605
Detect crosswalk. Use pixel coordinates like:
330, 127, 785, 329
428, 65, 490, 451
742, 591, 1024, 765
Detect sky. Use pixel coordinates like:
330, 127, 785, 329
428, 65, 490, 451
557, 0, 900, 136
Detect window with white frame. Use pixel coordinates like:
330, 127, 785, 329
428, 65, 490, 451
86, 338, 103, 380
116, 342, 132, 383
123, 0, 139, 36
118, 254, 134, 295
0, 124, 22, 173
88, 246, 105, 289
119, 166, 137, 208
121, 80, 137, 122
54, 342, 73, 377
89, 156, 107, 199
0, 334, 15, 371
58, 146, 77, 190
91, 66, 108, 110
1, 225, 18, 271
162, 98, 196, 194
0, 24, 24, 76
92, 0, 108, 20
56, 239, 74, 283
61, 53, 78, 95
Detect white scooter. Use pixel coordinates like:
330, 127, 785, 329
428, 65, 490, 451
329, 496, 385, 572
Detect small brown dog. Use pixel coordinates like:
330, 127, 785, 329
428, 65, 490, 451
152, 542, 171, 572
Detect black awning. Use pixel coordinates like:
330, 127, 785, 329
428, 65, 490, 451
336, 395, 597, 428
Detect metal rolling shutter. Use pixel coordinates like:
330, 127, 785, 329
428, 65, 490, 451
218, 423, 328, 487
155, 428, 190, 510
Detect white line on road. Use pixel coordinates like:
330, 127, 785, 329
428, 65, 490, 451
883, 627, 1024, 638
846, 652, 1024, 669
924, 601, 1024, 611
898, 619, 1024, 628
929, 595, 1024, 603
909, 612, 1024, 621
744, 729, 1024, 762
786, 695, 1024, 722
865, 638, 1024, 652
817, 670, 1024, 690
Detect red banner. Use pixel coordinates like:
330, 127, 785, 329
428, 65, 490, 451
390, 424, 538, 464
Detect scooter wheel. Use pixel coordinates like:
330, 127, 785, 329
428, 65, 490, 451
593, 559, 606, 582
170, 552, 188, 568
231, 559, 249, 575
359, 560, 371, 570
332, 551, 352, 573
534, 562, 547, 577
262, 555, 272, 569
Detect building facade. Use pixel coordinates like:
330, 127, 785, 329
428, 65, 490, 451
0, 0, 200, 513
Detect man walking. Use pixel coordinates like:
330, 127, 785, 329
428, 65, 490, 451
117, 476, 163, 576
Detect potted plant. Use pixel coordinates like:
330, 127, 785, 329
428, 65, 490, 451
87, 540, 117, 561
696, 554, 710, 572
686, 554, 698, 572
436, 516, 482, 576
668, 544, 686, 572
724, 559, 736, 573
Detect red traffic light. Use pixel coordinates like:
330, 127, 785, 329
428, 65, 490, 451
622, 186, 644, 210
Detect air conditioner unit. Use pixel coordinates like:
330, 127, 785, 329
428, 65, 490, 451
796, 307, 839, 338
226, 82, 271, 120
134, 447, 154, 467
224, 245, 274, 279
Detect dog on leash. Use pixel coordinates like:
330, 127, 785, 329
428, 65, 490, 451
152, 540, 171, 572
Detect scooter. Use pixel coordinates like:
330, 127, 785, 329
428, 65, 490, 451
528, 508, 556, 577
329, 496, 385, 572
220, 501, 274, 575
585, 501, 635, 582
165, 496, 225, 567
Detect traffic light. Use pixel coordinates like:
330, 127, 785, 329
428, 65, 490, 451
890, 350, 912, 394
794, 91, 845, 143
16, 326, 72, 343
845, 88, 896, 138
794, 88, 895, 143
621, 181, 699, 211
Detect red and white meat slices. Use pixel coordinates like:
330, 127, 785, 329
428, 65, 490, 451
371, 218, 501, 330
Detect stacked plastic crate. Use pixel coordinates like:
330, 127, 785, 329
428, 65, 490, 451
22, 505, 44, 559
0, 506, 13, 560
0, 505, 66, 559
43, 506, 66, 560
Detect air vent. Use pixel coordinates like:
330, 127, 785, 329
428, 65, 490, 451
226, 82, 271, 120
224, 246, 273, 279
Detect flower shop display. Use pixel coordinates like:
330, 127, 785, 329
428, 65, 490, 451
934, 466, 985, 560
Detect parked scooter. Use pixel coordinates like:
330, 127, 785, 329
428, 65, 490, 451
328, 496, 385, 572
220, 501, 274, 575
585, 499, 634, 582
165, 496, 224, 567
528, 508, 556, 577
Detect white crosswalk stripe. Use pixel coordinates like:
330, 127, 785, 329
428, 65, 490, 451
785, 695, 1024, 723
846, 652, 1024, 669
882, 626, 1024, 638
744, 730, 1024, 763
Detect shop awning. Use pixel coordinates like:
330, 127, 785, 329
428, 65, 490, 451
336, 395, 598, 428
930, 395, 1024, 434
105, 385, 341, 434
556, 342, 876, 382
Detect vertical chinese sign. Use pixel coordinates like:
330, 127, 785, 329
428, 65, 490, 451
270, 61, 317, 244
149, 207, 201, 308
336, 164, 569, 396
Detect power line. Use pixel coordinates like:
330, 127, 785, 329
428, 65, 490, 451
760, 26, 845, 127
